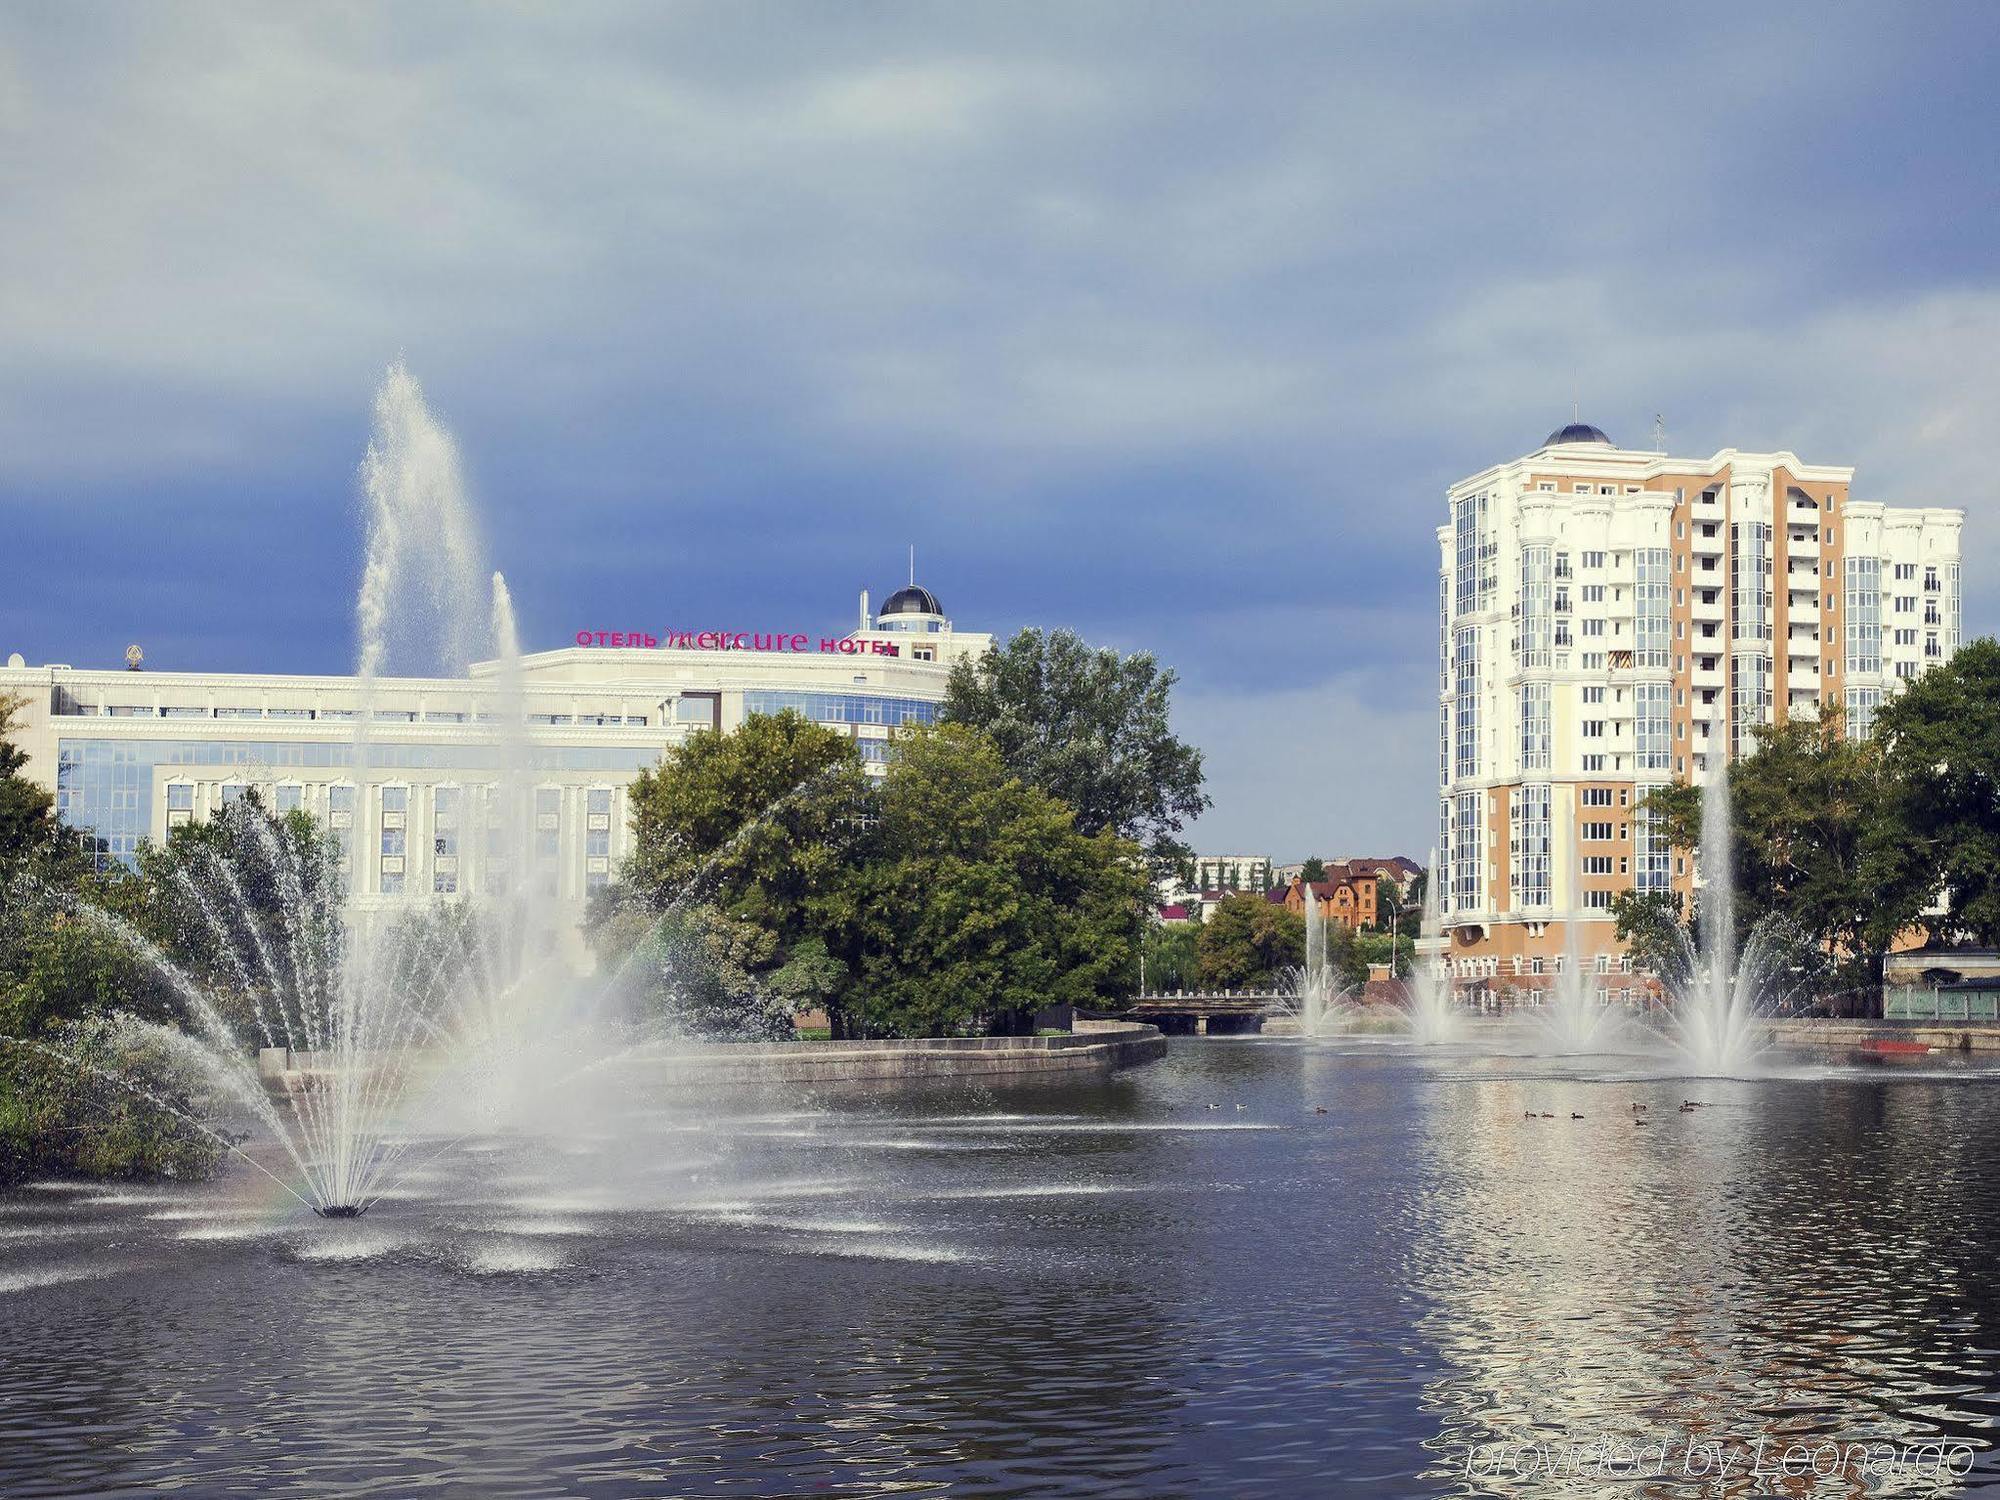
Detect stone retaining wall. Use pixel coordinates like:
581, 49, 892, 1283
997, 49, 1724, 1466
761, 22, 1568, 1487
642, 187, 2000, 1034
1771, 1019, 2000, 1054
639, 1023, 1168, 1086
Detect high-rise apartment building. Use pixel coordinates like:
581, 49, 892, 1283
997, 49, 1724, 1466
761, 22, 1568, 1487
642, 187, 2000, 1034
1434, 420, 1963, 991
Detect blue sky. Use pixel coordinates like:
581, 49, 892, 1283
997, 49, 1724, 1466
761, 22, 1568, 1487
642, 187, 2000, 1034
2, 3, 1995, 860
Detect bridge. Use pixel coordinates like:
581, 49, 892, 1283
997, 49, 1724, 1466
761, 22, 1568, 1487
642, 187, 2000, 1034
1110, 991, 1291, 1036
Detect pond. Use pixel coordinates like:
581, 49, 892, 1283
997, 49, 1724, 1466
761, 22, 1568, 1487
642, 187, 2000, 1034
4, 1039, 1999, 1496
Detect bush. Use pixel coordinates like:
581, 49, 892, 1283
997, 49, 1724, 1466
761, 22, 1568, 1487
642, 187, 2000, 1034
0, 1020, 228, 1185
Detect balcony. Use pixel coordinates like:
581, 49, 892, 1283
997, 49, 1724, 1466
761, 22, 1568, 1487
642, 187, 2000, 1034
1691, 663, 1725, 691
1691, 593, 1725, 624
1690, 527, 1726, 554
1785, 632, 1820, 658
1787, 666, 1821, 694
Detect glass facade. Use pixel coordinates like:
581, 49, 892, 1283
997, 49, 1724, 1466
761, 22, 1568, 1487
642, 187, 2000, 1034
1730, 523, 1771, 643
1635, 682, 1671, 773
1846, 686, 1883, 741
742, 691, 938, 728
1452, 792, 1481, 912
1518, 682, 1549, 772
1508, 783, 1551, 910
1634, 801, 1671, 894
1844, 557, 1881, 677
54, 737, 662, 870
1518, 545, 1551, 669
1453, 627, 1480, 780
1634, 549, 1670, 667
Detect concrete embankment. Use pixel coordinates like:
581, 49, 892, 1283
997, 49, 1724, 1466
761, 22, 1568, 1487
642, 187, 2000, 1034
1771, 1019, 2000, 1054
642, 1023, 1167, 1086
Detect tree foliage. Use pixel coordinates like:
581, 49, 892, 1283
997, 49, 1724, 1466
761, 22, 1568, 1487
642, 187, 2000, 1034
1871, 638, 2000, 947
848, 726, 1148, 1037
942, 627, 1209, 876
1141, 921, 1201, 992
1195, 894, 1303, 988
0, 693, 55, 871
598, 714, 1150, 1040
1636, 701, 1900, 991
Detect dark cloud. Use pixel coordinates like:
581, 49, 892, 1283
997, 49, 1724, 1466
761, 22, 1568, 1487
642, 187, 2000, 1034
2, 1, 1994, 859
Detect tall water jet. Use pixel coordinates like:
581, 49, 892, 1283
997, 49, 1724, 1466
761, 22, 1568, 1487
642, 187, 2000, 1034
1279, 884, 1352, 1037
1662, 716, 1775, 1075
1535, 838, 1625, 1054
1394, 848, 1460, 1044
356, 361, 489, 683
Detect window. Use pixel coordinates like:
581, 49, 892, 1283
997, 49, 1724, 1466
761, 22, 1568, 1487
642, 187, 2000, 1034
1582, 551, 1605, 570
1582, 585, 1605, 603
1582, 720, 1605, 739
1582, 686, 1605, 704
1583, 890, 1613, 910
1583, 618, 1605, 638
276, 785, 303, 815
166, 784, 194, 812
433, 787, 460, 894
1582, 822, 1613, 841
1509, 784, 1551, 908
586, 787, 612, 859
1582, 788, 1613, 807
1582, 856, 1613, 875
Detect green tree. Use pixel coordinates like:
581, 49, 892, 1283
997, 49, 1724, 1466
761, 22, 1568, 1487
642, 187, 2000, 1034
1298, 856, 1326, 883
1372, 875, 1399, 932
1323, 919, 1371, 991
849, 726, 1149, 1037
1142, 921, 1200, 992
0, 693, 54, 869
941, 627, 1209, 875
1196, 894, 1304, 989
1637, 702, 1895, 993
599, 710, 869, 1025
1610, 889, 1690, 984
1354, 927, 1415, 980
1871, 638, 2000, 946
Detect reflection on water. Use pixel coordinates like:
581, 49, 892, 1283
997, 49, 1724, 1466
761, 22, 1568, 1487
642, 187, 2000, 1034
1, 1044, 1998, 1495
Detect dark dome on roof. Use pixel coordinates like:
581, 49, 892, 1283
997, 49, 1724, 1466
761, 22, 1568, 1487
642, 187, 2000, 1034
1544, 421, 1614, 448
880, 584, 943, 617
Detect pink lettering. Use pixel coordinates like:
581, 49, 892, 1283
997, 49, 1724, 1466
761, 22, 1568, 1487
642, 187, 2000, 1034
575, 630, 591, 647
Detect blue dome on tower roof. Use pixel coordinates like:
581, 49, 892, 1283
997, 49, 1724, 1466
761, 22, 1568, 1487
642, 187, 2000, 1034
1544, 421, 1614, 448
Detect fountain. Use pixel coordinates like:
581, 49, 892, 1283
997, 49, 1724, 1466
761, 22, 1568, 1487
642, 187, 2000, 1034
1392, 849, 1461, 1044
1655, 718, 1793, 1076
1275, 884, 1354, 1036
4, 363, 640, 1217
1533, 841, 1626, 1055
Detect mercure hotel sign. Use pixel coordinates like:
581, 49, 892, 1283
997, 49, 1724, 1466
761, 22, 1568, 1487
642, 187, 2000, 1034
575, 629, 902, 657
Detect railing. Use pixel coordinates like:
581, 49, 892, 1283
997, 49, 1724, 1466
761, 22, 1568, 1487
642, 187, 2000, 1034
1884, 987, 2000, 1023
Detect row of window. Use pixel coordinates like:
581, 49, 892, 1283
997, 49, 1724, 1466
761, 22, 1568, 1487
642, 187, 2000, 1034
66, 703, 656, 725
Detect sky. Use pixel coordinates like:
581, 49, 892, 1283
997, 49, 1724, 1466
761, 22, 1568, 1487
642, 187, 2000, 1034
2, 3, 1995, 862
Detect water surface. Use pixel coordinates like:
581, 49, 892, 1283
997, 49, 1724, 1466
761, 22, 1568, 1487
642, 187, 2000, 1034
3, 1041, 1998, 1496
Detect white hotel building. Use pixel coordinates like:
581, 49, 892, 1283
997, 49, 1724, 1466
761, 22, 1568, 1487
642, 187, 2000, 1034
0, 583, 988, 954
1436, 421, 1964, 992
